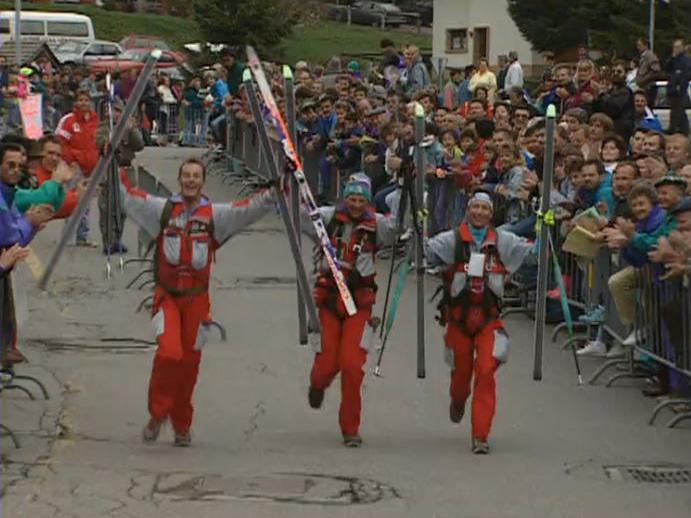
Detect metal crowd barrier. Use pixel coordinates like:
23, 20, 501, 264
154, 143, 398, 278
634, 266, 691, 428
179, 105, 211, 147
152, 103, 181, 144
217, 113, 322, 196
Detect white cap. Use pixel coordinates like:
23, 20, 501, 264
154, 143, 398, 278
468, 192, 494, 212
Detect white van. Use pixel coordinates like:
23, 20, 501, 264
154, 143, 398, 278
0, 11, 95, 45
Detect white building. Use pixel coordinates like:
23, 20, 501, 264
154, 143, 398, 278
432, 0, 546, 75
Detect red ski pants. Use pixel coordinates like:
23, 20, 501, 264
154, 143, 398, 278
445, 319, 503, 441
148, 288, 209, 434
310, 307, 370, 436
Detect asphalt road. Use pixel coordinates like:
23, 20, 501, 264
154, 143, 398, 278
2, 146, 690, 518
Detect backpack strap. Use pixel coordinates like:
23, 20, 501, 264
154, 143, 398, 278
453, 228, 471, 266
159, 199, 175, 233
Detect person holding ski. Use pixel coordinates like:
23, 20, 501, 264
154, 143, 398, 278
425, 191, 536, 454
96, 97, 145, 255
118, 157, 277, 447
305, 173, 398, 448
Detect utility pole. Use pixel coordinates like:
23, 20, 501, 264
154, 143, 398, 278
648, 0, 655, 53
14, 0, 21, 66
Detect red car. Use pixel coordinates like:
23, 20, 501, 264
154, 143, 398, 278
88, 48, 186, 74
119, 35, 186, 63
119, 34, 170, 50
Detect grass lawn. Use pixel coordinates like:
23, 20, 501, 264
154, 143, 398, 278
1, 3, 432, 64
281, 20, 432, 65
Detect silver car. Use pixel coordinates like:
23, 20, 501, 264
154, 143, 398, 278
53, 39, 123, 66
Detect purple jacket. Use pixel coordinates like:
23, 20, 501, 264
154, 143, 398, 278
0, 182, 36, 251
621, 204, 666, 267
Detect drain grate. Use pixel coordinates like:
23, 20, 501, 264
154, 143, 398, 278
604, 465, 691, 484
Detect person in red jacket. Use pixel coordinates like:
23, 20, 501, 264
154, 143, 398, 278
29, 136, 86, 219
119, 158, 277, 447
306, 174, 397, 448
56, 88, 100, 246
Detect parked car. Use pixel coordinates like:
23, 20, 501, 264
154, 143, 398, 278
87, 48, 186, 74
397, 1, 433, 26
119, 34, 171, 51
53, 39, 123, 66
0, 10, 95, 45
651, 81, 691, 131
329, 2, 407, 28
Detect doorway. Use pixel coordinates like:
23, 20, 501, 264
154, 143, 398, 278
473, 27, 489, 64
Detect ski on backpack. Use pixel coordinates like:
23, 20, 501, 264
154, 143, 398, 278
246, 45, 356, 317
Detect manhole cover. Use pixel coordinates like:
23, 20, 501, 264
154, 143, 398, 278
151, 472, 399, 505
604, 465, 691, 484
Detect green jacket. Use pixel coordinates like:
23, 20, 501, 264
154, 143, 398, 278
631, 212, 678, 253
15, 180, 66, 213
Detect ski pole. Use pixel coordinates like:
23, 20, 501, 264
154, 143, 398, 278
532, 104, 556, 381
283, 65, 309, 344
413, 102, 426, 379
377, 174, 410, 341
105, 73, 114, 279
548, 233, 583, 385
107, 74, 125, 273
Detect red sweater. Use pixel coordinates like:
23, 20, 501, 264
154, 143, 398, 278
55, 109, 100, 176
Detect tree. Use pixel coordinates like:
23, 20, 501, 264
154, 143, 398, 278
193, 0, 302, 56
507, 0, 691, 60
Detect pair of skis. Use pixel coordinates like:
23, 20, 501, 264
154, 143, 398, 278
245, 46, 357, 322
39, 50, 162, 289
104, 72, 124, 279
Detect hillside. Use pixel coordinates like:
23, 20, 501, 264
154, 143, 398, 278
1, 2, 432, 64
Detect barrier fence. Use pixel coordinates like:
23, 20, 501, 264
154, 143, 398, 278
216, 113, 691, 428
1, 96, 214, 148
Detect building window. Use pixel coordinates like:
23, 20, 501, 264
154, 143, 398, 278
446, 29, 468, 54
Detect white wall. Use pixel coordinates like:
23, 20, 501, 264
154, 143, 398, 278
433, 0, 544, 70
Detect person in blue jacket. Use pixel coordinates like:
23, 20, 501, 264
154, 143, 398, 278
1, 143, 54, 367
1, 144, 54, 250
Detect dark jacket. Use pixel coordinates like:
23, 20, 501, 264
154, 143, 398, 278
665, 52, 691, 98
612, 194, 633, 221
594, 84, 635, 140
226, 61, 245, 96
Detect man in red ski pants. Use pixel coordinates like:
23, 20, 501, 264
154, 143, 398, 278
426, 192, 536, 454
120, 158, 275, 446
305, 174, 397, 447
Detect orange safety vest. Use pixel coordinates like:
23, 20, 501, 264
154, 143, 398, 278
314, 205, 378, 316
437, 222, 507, 335
154, 198, 217, 297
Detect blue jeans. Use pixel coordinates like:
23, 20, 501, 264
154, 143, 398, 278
499, 213, 537, 238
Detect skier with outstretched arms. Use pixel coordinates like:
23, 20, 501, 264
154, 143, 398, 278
425, 192, 536, 454
119, 158, 276, 446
